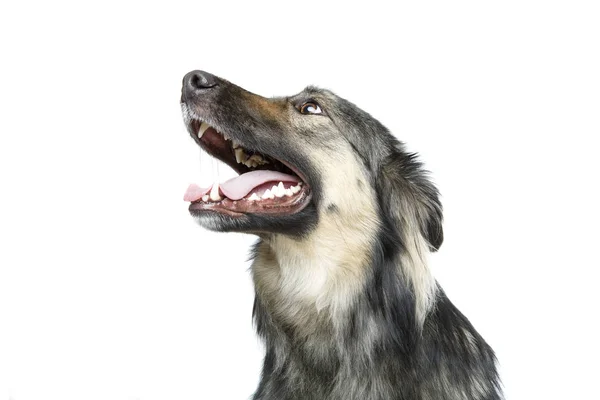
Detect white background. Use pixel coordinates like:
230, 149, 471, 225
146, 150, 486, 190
1, 1, 599, 399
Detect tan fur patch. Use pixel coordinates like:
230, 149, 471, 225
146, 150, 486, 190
252, 145, 380, 333
397, 195, 437, 326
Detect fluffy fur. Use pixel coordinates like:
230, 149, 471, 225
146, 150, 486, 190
180, 71, 502, 399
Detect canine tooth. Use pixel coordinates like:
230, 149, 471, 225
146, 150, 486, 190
201, 195, 209, 202
248, 193, 260, 201
209, 183, 221, 201
198, 122, 210, 138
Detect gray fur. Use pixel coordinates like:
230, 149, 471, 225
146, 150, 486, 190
180, 71, 503, 399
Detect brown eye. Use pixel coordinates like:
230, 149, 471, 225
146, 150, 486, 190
300, 102, 323, 115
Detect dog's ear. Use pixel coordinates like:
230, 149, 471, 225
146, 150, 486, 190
376, 149, 444, 252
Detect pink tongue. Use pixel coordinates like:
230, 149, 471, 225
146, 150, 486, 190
183, 184, 211, 202
183, 170, 300, 202
221, 170, 300, 200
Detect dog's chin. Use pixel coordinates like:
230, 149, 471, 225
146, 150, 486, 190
190, 202, 319, 237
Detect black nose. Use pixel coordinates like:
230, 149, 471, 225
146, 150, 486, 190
182, 70, 219, 99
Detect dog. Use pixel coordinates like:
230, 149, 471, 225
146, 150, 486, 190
180, 70, 502, 400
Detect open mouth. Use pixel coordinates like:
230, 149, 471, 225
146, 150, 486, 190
183, 118, 311, 216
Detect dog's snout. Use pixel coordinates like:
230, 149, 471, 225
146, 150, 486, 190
183, 70, 220, 99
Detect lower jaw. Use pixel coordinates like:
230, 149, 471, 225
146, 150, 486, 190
189, 190, 312, 217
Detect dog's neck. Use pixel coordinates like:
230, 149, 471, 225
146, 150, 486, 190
250, 213, 447, 397
252, 204, 379, 333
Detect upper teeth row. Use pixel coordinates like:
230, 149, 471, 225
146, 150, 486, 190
197, 121, 266, 168
197, 121, 231, 141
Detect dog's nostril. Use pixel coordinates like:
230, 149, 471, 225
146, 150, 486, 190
187, 70, 219, 90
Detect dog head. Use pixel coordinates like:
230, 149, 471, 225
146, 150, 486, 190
180, 70, 443, 251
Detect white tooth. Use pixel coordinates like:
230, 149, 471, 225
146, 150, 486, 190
248, 193, 260, 201
285, 189, 293, 196
291, 185, 301, 194
271, 185, 279, 193
278, 183, 286, 197
274, 183, 285, 198
232, 140, 240, 149
202, 195, 209, 202
235, 148, 247, 164
198, 122, 210, 138
209, 183, 221, 201
262, 189, 272, 199
298, 182, 303, 186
